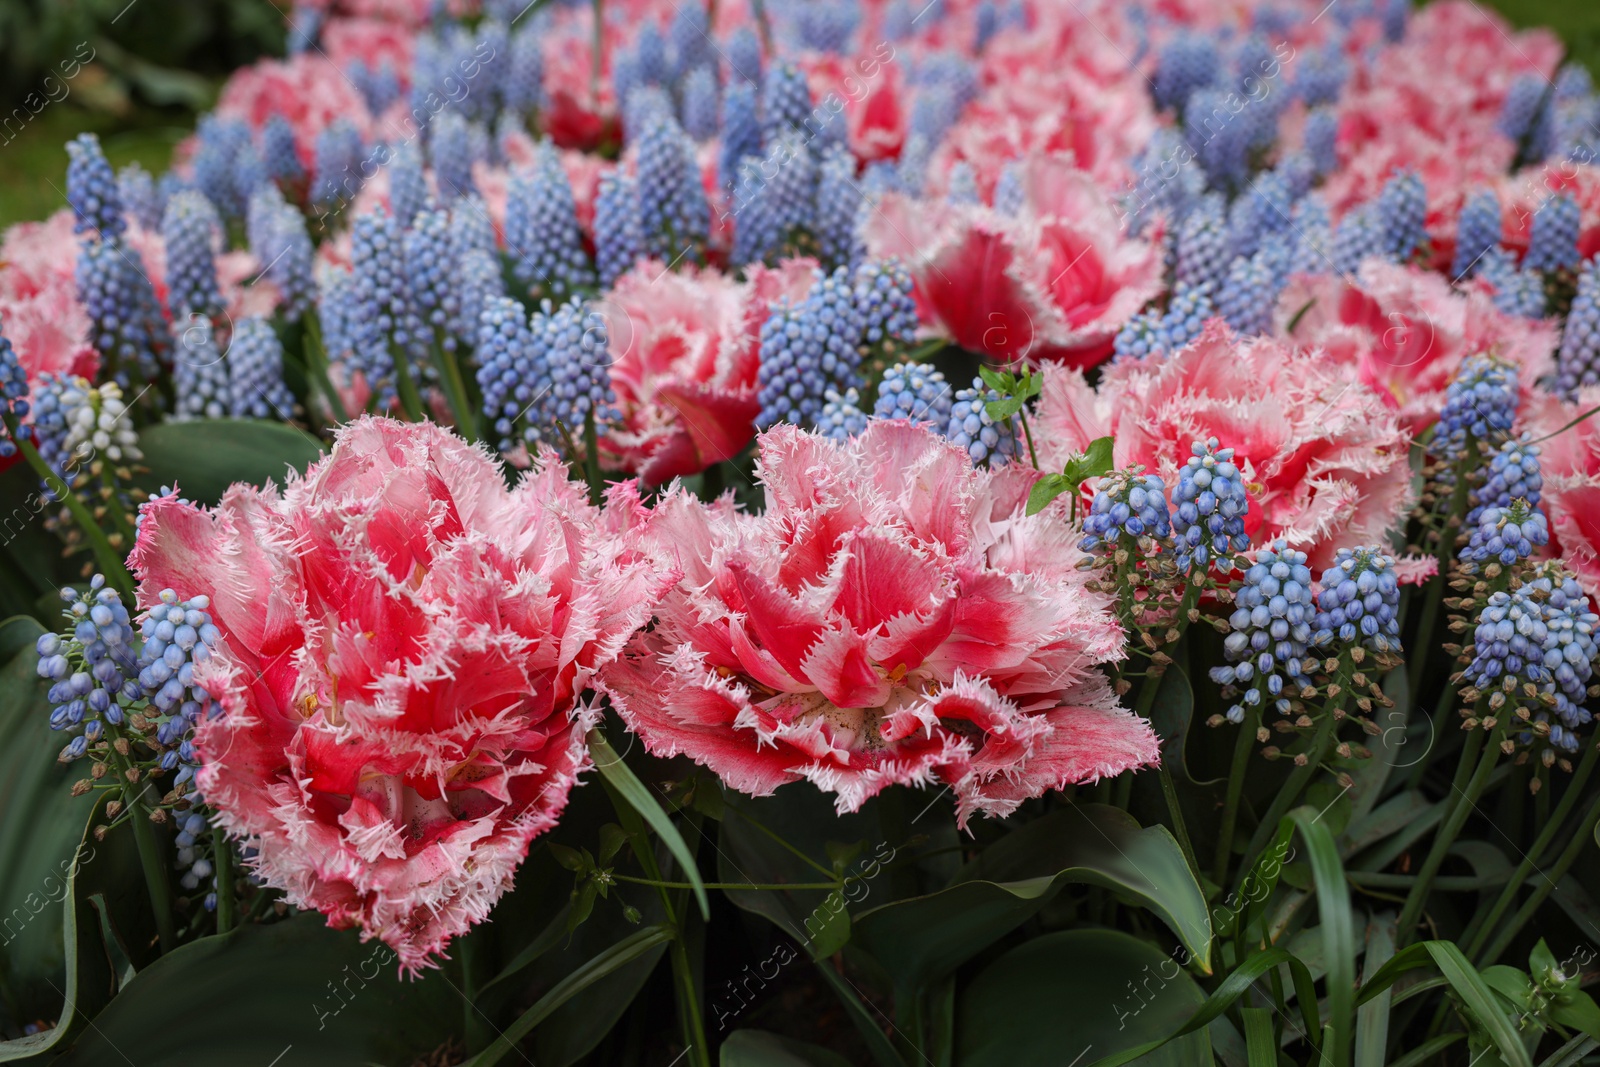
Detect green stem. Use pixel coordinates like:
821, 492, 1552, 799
108, 728, 176, 953
1242, 674, 1346, 868
213, 825, 236, 935
1480, 791, 1600, 965
1465, 741, 1598, 962
724, 802, 838, 880
390, 342, 425, 422
302, 309, 352, 423
1395, 724, 1502, 946
460, 934, 493, 1054
1213, 704, 1261, 886
7, 424, 133, 599
583, 409, 604, 506
1409, 453, 1475, 708
430, 339, 478, 441
612, 875, 840, 891
1017, 409, 1040, 470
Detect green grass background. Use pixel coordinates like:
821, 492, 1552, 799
0, 0, 1598, 230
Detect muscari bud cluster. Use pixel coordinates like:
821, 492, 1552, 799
1211, 541, 1315, 724
1172, 437, 1251, 572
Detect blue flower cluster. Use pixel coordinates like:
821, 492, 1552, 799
945, 378, 1020, 467
1378, 169, 1426, 261
1311, 547, 1402, 653
1451, 188, 1503, 280
1555, 257, 1600, 398
1434, 355, 1519, 469
1081, 471, 1172, 552
75, 235, 167, 383
1460, 499, 1549, 568
506, 141, 596, 300
475, 294, 617, 452
37, 578, 141, 764
1115, 283, 1216, 362
874, 362, 953, 428
247, 186, 315, 322
0, 328, 30, 457
161, 191, 225, 323
1524, 193, 1581, 273
1211, 541, 1315, 723
137, 588, 221, 780
1172, 437, 1251, 572
1468, 436, 1542, 527
227, 318, 297, 420
66, 134, 126, 238
756, 266, 864, 427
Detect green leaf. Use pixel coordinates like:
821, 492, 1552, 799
1284, 298, 1317, 336
853, 804, 1212, 1000
465, 924, 676, 1067
1025, 474, 1074, 516
1355, 913, 1397, 1067
51, 917, 458, 1065
805, 897, 851, 960
720, 1029, 854, 1067
1288, 808, 1356, 1067
1357, 943, 1533, 1067
549, 842, 588, 873
956, 929, 1210, 1067
1539, 1034, 1600, 1066
586, 729, 709, 920
1061, 435, 1116, 486
132, 420, 325, 506
1551, 992, 1600, 1041
1242, 1007, 1276, 1066
977, 366, 1010, 393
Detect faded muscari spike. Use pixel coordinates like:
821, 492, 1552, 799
1556, 257, 1600, 397
815, 145, 864, 272
1311, 547, 1402, 654
117, 163, 160, 231
1304, 106, 1339, 177
1172, 437, 1251, 573
389, 139, 430, 232
1210, 540, 1315, 723
66, 133, 125, 238
719, 80, 762, 192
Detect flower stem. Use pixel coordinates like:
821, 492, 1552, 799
213, 824, 237, 934
107, 728, 176, 953
1395, 722, 1501, 946
430, 338, 478, 441
1479, 790, 1600, 964
6, 420, 134, 600
1466, 740, 1600, 962
1242, 666, 1349, 868
301, 310, 351, 423
390, 342, 425, 422
1213, 704, 1260, 886
1409, 453, 1475, 708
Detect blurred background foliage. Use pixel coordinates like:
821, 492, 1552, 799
0, 0, 1597, 229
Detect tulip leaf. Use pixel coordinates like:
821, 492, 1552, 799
720, 1028, 854, 1067
955, 929, 1210, 1067
853, 803, 1211, 1000
133, 419, 325, 505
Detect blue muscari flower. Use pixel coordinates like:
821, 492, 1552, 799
0, 327, 29, 457
1378, 169, 1426, 261
317, 268, 360, 369
227, 317, 296, 420
1555, 62, 1593, 103
117, 163, 160, 231
975, 0, 999, 51
356, 58, 402, 114
908, 85, 958, 147
993, 162, 1025, 215
1451, 188, 1503, 280
1296, 43, 1347, 107
191, 115, 252, 221
882, 0, 914, 39
429, 111, 485, 201
1311, 547, 1402, 653
816, 144, 864, 271
1113, 309, 1165, 363
246, 186, 314, 322
261, 114, 304, 187
1081, 470, 1172, 552
613, 54, 644, 122
874, 362, 952, 428
853, 258, 918, 361
732, 133, 817, 268
28, 373, 72, 475
162, 191, 225, 323
594, 172, 645, 288
1210, 541, 1315, 722
1230, 172, 1290, 259
450, 194, 499, 262
636, 103, 709, 264
1161, 281, 1216, 354
287, 4, 321, 54
172, 316, 232, 421
389, 139, 429, 231
38, 578, 142, 763
475, 295, 549, 452
1479, 248, 1546, 319
896, 133, 933, 198
1436, 354, 1518, 469
311, 118, 363, 212
670, 3, 715, 84
726, 25, 762, 85
1556, 257, 1600, 397
1187, 87, 1251, 190
1380, 0, 1410, 41
455, 248, 507, 347
1332, 202, 1388, 275
1468, 435, 1542, 527
818, 387, 868, 440
505, 141, 596, 300
947, 162, 980, 206
1524, 193, 1581, 273
506, 22, 547, 113
756, 267, 864, 428
75, 237, 166, 383
636, 20, 668, 87
912, 50, 978, 111
762, 61, 815, 144
405, 207, 460, 349
719, 80, 762, 191
1172, 437, 1251, 572
1304, 106, 1339, 177
1216, 252, 1276, 337
349, 209, 424, 407
945, 378, 1019, 467
1275, 151, 1315, 201
681, 65, 720, 142
1499, 73, 1551, 154
1460, 498, 1549, 568
1175, 194, 1232, 291
795, 0, 860, 53
1153, 32, 1219, 112
1289, 196, 1335, 276
1528, 573, 1599, 752
66, 134, 125, 238
541, 297, 619, 438
232, 142, 269, 212
137, 587, 220, 784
